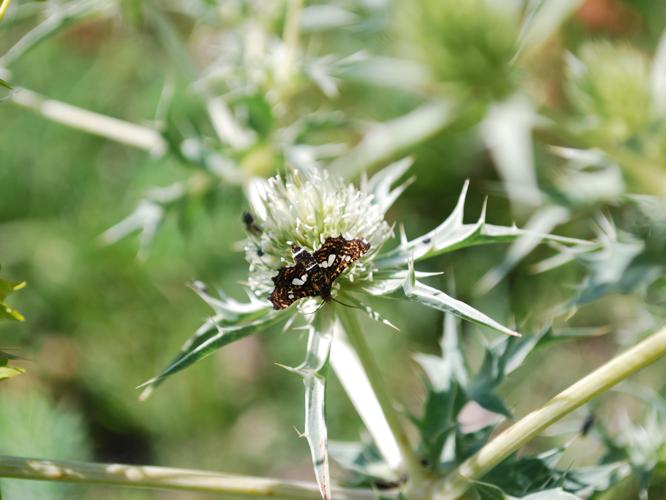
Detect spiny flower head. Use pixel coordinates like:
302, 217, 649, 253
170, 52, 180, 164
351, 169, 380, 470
243, 168, 393, 300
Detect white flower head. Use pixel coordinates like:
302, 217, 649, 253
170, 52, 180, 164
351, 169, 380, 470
244, 168, 393, 299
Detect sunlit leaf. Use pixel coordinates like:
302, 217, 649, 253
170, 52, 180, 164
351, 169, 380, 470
375, 181, 593, 269
0, 275, 26, 322
0, 365, 25, 381
0, 0, 11, 22
399, 259, 520, 337
139, 308, 281, 397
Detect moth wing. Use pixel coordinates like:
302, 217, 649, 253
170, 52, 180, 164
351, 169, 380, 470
269, 262, 318, 310
314, 236, 370, 282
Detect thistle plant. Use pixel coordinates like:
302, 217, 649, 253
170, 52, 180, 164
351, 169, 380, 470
139, 160, 594, 499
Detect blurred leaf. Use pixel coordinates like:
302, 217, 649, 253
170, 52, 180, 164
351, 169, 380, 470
651, 28, 666, 118
0, 274, 25, 322
570, 221, 663, 306
549, 147, 625, 207
329, 100, 456, 179
480, 94, 541, 211
0, 78, 11, 90
472, 481, 507, 499
477, 205, 570, 294
332, 55, 430, 94
329, 440, 398, 487
413, 310, 502, 469
0, 365, 24, 381
234, 93, 274, 139
519, 489, 581, 500
300, 5, 358, 32
516, 0, 583, 61
362, 157, 415, 215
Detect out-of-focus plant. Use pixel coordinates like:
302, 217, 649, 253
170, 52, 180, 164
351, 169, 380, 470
0, 0, 11, 22
563, 38, 666, 197
0, 268, 25, 382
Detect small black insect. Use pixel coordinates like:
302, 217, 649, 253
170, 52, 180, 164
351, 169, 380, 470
580, 413, 595, 437
242, 212, 262, 236
269, 235, 370, 310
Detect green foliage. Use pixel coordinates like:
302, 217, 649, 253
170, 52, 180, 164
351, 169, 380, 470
411, 319, 570, 475
0, 351, 24, 382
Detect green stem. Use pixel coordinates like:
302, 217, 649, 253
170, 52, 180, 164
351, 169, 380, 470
272, 0, 303, 102
0, 455, 384, 500
283, 0, 303, 54
0, 0, 103, 67
337, 308, 428, 485
437, 324, 666, 499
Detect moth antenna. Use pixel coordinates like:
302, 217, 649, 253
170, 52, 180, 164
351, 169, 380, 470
331, 297, 363, 310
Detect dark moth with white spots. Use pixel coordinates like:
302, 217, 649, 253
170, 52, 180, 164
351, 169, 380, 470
269, 235, 370, 310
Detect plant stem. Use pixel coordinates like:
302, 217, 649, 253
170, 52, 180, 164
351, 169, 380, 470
337, 308, 428, 485
9, 88, 167, 154
0, 0, 103, 67
0, 455, 385, 500
437, 323, 666, 499
330, 334, 403, 470
282, 0, 304, 77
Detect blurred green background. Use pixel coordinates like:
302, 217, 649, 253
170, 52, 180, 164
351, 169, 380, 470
1, 1, 665, 498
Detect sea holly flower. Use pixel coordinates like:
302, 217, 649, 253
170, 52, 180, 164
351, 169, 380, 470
140, 159, 591, 499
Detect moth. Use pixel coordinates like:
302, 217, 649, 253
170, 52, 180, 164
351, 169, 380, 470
269, 235, 370, 310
